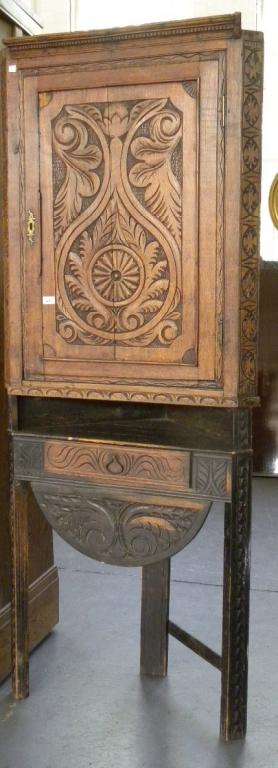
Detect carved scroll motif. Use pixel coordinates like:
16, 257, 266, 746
44, 440, 190, 493
52, 98, 182, 347
239, 38, 263, 394
31, 481, 211, 566
8, 381, 239, 407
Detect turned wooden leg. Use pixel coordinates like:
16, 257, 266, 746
220, 453, 252, 740
140, 558, 170, 677
10, 479, 29, 699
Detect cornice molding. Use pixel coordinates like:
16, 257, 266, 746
4, 13, 241, 53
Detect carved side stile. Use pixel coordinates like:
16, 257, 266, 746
239, 35, 264, 396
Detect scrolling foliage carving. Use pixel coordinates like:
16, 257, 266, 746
31, 481, 210, 566
44, 440, 190, 492
239, 38, 263, 394
52, 98, 182, 347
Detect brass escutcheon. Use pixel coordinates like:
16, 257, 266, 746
27, 210, 35, 244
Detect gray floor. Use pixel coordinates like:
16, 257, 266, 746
1, 477, 278, 768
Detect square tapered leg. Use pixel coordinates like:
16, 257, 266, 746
10, 479, 29, 699
220, 453, 252, 740
140, 558, 170, 677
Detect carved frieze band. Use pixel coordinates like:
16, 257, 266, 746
30, 480, 211, 566
239, 35, 263, 395
44, 440, 190, 493
192, 453, 231, 499
8, 382, 242, 408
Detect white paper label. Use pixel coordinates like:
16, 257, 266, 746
8, 64, 17, 73
43, 296, 55, 305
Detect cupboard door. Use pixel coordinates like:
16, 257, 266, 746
23, 57, 224, 392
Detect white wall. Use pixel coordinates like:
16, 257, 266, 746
34, 0, 71, 33
33, 1, 261, 38
260, 0, 278, 260
75, 0, 259, 31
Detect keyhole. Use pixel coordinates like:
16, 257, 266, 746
27, 210, 35, 243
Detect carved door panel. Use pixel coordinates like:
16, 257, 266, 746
23, 58, 223, 393
40, 86, 113, 365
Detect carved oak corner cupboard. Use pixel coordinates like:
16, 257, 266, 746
3, 14, 263, 741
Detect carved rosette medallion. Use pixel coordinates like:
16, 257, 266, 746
52, 98, 182, 347
90, 247, 143, 306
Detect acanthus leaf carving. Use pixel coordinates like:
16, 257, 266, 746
61, 191, 180, 346
30, 481, 211, 567
52, 96, 182, 349
129, 109, 182, 245
53, 106, 103, 242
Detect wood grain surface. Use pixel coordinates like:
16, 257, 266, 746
3, 17, 263, 406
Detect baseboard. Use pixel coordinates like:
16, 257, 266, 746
0, 565, 59, 683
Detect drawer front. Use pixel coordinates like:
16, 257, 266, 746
44, 439, 190, 495
13, 435, 232, 501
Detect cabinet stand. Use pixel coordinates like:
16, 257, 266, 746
10, 402, 252, 740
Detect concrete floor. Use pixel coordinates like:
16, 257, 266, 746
1, 477, 278, 768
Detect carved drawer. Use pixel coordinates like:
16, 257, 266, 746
43, 439, 191, 494
13, 434, 232, 567
14, 435, 232, 500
